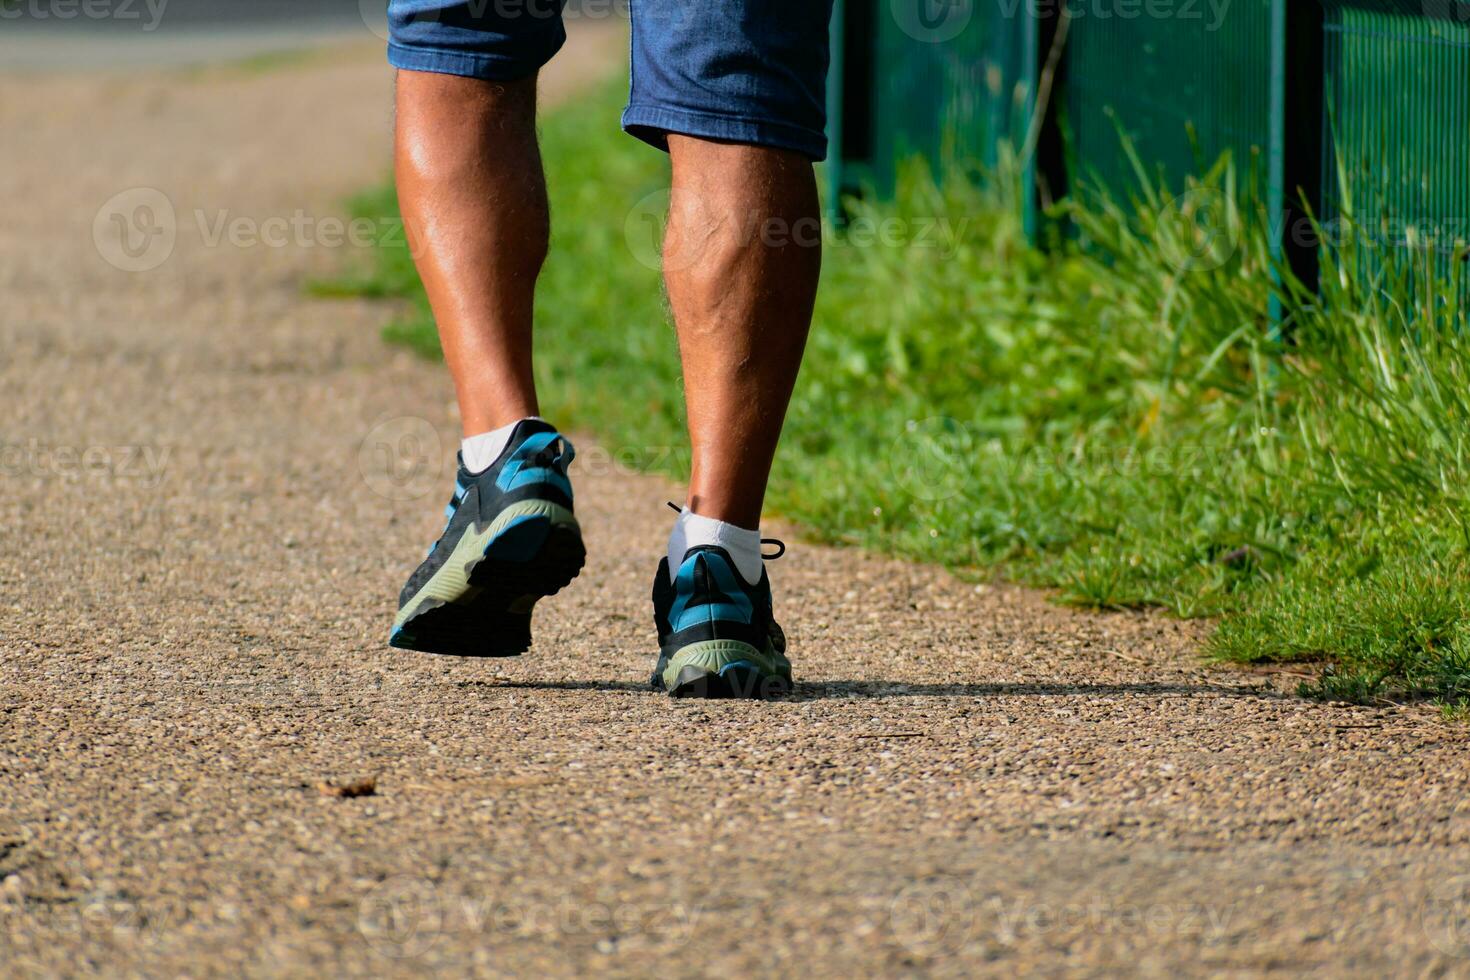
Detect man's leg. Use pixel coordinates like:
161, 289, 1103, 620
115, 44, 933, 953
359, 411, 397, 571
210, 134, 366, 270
663, 136, 822, 533
647, 144, 819, 696
387, 68, 584, 658
632, 0, 831, 697
647, 141, 820, 697
394, 70, 544, 437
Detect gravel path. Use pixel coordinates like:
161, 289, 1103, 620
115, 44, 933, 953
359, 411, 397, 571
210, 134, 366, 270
4, 28, 1470, 978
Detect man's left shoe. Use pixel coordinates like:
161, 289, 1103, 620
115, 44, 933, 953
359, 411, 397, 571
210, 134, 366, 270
390, 420, 583, 658
650, 545, 792, 699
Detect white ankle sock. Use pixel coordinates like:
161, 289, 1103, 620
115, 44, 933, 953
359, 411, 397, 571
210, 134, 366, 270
462, 417, 545, 474
668, 508, 763, 585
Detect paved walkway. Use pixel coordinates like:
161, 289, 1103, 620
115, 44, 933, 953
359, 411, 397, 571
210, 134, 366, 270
3, 26, 1469, 978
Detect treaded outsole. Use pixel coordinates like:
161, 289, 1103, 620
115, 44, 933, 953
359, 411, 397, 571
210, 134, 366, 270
390, 522, 584, 658
664, 664, 793, 700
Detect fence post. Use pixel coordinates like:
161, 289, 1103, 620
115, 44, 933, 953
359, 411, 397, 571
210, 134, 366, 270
827, 0, 847, 228
1021, 3, 1039, 240
825, 0, 878, 227
1269, 0, 1327, 327
1034, 1, 1071, 225
1269, 0, 1287, 327
1284, 0, 1325, 299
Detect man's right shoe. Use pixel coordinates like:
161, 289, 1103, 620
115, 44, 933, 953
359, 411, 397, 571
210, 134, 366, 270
389, 419, 584, 658
650, 545, 792, 699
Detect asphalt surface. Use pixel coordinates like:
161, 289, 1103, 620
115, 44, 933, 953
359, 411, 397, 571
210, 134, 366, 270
4, 24, 1470, 979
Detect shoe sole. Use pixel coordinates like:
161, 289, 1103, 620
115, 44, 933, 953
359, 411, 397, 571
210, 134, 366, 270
390, 500, 584, 658
658, 640, 792, 699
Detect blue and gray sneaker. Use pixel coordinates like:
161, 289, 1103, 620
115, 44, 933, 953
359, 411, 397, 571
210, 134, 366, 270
390, 419, 584, 658
650, 542, 792, 698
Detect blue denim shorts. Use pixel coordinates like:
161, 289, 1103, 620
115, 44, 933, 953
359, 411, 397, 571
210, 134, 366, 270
387, 0, 834, 160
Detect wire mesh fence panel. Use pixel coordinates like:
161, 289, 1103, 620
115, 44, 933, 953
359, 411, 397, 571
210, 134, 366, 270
866, 2, 1037, 206
1060, 0, 1277, 201
1321, 0, 1470, 297
829, 0, 1468, 305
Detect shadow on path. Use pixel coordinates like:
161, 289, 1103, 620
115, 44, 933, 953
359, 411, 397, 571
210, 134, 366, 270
466, 678, 1284, 701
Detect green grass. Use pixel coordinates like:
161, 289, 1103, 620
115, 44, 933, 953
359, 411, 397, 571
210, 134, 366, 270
324, 75, 1470, 707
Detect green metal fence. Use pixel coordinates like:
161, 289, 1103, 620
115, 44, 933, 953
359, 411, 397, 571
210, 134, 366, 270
829, 0, 1467, 293
829, 0, 1039, 231
1061, 0, 1278, 201
872, 2, 1036, 188
1321, 0, 1470, 287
